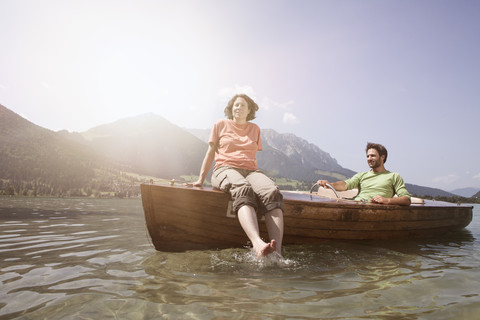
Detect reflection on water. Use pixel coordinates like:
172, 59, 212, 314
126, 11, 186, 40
0, 198, 479, 319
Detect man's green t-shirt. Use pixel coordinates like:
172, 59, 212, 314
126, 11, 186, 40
344, 171, 411, 202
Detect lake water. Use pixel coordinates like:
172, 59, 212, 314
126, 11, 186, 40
0, 197, 479, 320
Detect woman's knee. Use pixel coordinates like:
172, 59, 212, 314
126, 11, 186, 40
230, 182, 255, 200
212, 167, 245, 191
264, 190, 285, 212
228, 180, 257, 214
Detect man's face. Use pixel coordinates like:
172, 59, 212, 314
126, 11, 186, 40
366, 148, 384, 169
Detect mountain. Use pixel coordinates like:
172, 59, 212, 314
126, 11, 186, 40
79, 117, 355, 184
185, 128, 356, 183
1, 104, 464, 198
449, 187, 480, 198
259, 129, 355, 181
0, 104, 115, 196
404, 183, 457, 198
78, 113, 206, 178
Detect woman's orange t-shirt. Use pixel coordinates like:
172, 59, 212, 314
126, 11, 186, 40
209, 119, 262, 171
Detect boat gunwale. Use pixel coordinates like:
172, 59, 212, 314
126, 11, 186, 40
140, 183, 474, 210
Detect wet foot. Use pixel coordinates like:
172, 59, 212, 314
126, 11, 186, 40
258, 240, 276, 257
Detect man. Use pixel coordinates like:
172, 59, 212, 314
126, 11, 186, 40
317, 142, 411, 206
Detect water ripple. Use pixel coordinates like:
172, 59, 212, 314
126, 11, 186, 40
0, 198, 479, 319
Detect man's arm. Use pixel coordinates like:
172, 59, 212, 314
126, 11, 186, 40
370, 195, 411, 206
317, 180, 348, 191
380, 173, 411, 205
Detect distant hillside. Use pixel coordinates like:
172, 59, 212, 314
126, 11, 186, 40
405, 184, 457, 198
1, 104, 465, 198
186, 128, 356, 183
259, 129, 355, 181
0, 104, 129, 197
82, 118, 355, 185
78, 114, 206, 178
449, 187, 480, 198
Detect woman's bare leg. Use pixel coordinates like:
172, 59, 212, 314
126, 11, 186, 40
265, 208, 283, 256
237, 205, 275, 257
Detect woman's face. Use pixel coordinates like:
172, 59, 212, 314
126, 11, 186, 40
232, 97, 250, 123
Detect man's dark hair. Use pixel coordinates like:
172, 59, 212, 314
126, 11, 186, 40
366, 142, 388, 163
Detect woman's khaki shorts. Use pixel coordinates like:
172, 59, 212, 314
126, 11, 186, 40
211, 166, 284, 215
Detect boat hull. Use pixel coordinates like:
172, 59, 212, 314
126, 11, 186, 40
141, 183, 473, 251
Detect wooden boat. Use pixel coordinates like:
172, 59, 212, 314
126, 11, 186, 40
140, 182, 473, 252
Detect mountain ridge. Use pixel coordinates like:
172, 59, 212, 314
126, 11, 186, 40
185, 127, 356, 183
77, 113, 206, 178
0, 104, 117, 196
449, 187, 480, 198
0, 104, 460, 198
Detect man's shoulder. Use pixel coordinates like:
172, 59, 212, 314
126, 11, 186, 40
377, 171, 407, 185
346, 171, 364, 177
384, 171, 404, 178
347, 170, 403, 181
345, 171, 368, 183
355, 171, 371, 178
360, 171, 403, 180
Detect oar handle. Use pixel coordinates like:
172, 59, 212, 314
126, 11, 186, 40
310, 182, 340, 199
325, 183, 340, 199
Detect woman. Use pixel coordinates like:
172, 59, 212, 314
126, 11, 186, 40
190, 94, 284, 257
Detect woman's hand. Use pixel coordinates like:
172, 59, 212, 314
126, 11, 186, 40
185, 180, 203, 188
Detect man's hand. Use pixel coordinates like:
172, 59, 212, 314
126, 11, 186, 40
317, 180, 348, 192
370, 195, 389, 204
316, 180, 330, 188
370, 195, 411, 206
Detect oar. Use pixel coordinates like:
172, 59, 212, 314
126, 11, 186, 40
310, 183, 340, 199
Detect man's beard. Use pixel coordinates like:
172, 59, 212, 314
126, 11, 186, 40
369, 161, 380, 169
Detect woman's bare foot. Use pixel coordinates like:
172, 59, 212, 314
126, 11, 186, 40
257, 240, 276, 257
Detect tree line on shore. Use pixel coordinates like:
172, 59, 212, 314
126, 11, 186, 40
0, 168, 143, 198
421, 194, 479, 204
1, 172, 478, 204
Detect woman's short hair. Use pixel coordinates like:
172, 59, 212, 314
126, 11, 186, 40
366, 142, 388, 163
224, 94, 259, 121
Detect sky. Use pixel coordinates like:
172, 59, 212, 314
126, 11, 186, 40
1, 0, 479, 192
